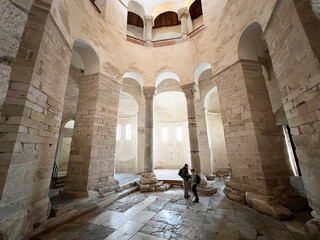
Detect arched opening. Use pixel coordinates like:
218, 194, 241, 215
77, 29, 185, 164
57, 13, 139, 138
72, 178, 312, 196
127, 12, 144, 39
127, 1, 145, 40
115, 92, 139, 174
153, 91, 191, 170
238, 22, 300, 178
50, 39, 100, 195
189, 0, 204, 31
153, 73, 191, 173
194, 63, 229, 178
204, 87, 229, 176
153, 11, 181, 41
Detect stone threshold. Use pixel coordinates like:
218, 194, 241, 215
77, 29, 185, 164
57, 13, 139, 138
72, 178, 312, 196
29, 184, 139, 239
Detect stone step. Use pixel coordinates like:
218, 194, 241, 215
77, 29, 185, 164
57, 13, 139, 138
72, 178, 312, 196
30, 185, 138, 239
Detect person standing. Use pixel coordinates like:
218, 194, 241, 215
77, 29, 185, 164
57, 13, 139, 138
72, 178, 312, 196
178, 164, 191, 198
191, 168, 199, 203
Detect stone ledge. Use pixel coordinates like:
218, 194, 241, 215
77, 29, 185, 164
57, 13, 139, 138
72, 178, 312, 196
29, 185, 138, 239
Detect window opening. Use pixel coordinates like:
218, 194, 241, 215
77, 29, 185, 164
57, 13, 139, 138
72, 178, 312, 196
126, 124, 132, 140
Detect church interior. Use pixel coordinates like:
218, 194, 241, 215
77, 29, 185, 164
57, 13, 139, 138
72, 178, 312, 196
0, 0, 320, 239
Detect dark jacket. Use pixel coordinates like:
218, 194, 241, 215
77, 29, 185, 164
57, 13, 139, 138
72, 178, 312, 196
180, 167, 190, 178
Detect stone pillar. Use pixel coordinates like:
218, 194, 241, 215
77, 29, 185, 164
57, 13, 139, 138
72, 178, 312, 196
140, 87, 157, 186
215, 60, 299, 220
178, 7, 189, 41
181, 83, 201, 173
311, 0, 320, 20
144, 15, 154, 47
0, 1, 72, 238
62, 74, 122, 198
195, 106, 213, 177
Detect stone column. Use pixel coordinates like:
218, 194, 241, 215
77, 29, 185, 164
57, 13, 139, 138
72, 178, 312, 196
215, 60, 301, 220
144, 15, 154, 47
62, 74, 122, 198
178, 7, 190, 41
0, 1, 72, 238
140, 87, 158, 186
181, 83, 201, 173
311, 0, 320, 20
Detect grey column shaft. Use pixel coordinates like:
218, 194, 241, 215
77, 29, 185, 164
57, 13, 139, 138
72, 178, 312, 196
181, 83, 201, 173
143, 87, 156, 172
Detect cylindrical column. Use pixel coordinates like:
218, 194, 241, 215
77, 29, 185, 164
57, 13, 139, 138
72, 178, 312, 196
143, 86, 156, 172
178, 7, 190, 41
181, 83, 201, 173
144, 15, 154, 47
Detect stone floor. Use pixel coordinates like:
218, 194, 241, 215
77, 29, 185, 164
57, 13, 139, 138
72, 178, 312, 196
39, 181, 312, 240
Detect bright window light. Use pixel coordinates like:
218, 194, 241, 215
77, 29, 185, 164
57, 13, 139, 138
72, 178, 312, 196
126, 124, 132, 140
162, 127, 168, 142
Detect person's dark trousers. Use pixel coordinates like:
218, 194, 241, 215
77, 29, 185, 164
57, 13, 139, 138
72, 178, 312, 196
192, 184, 199, 201
183, 177, 189, 197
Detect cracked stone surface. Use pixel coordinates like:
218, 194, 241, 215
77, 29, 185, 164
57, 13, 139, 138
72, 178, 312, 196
38, 180, 312, 240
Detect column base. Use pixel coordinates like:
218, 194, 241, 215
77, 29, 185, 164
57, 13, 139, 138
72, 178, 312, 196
96, 177, 121, 197
305, 212, 320, 240
144, 40, 153, 47
139, 172, 170, 192
181, 34, 188, 41
224, 182, 310, 220
198, 174, 217, 196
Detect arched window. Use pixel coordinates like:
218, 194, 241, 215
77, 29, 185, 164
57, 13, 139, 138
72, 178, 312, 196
64, 120, 75, 129
176, 126, 182, 141
154, 11, 180, 28
126, 124, 132, 140
116, 124, 121, 140
162, 127, 168, 142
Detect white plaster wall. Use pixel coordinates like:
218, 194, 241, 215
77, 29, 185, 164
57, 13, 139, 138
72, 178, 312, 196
193, 15, 204, 30
205, 111, 229, 172
153, 25, 181, 41
115, 117, 138, 173
154, 121, 191, 169
127, 25, 144, 39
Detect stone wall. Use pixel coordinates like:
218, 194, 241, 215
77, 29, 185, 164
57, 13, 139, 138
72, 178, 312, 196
293, 0, 320, 61
0, 0, 33, 109
264, 0, 320, 221
63, 73, 122, 197
0, 1, 72, 238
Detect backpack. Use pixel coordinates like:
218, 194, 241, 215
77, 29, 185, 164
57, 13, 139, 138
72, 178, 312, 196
178, 168, 183, 177
195, 174, 201, 184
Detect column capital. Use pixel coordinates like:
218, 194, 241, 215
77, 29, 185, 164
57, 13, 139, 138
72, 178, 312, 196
178, 6, 189, 20
143, 86, 156, 100
144, 15, 154, 26
181, 83, 196, 99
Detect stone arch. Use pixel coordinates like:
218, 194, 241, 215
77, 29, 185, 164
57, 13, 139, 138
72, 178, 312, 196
152, 2, 179, 20
128, 0, 146, 22
238, 22, 265, 61
194, 62, 212, 86
123, 72, 144, 88
155, 72, 180, 88
72, 39, 100, 76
